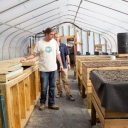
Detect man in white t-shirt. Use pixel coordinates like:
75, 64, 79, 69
20, 28, 63, 110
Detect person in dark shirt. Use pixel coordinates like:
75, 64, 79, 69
54, 33, 75, 101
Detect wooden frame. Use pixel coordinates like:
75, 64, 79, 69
0, 65, 40, 128
82, 60, 128, 109
91, 85, 128, 128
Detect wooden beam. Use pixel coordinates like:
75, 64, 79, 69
62, 26, 64, 36
75, 42, 83, 44
68, 25, 70, 36
60, 36, 75, 39
95, 44, 105, 46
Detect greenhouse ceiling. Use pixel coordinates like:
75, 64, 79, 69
0, 0, 128, 59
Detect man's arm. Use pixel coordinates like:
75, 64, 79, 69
66, 55, 71, 70
20, 54, 35, 62
56, 54, 63, 71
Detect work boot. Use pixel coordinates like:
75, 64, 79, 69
56, 93, 62, 98
39, 104, 45, 111
66, 95, 75, 101
48, 105, 59, 110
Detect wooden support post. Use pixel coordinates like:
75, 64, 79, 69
81, 30, 83, 55
11, 84, 21, 128
62, 26, 64, 36
19, 81, 26, 119
24, 77, 30, 111
82, 84, 86, 98
57, 27, 59, 33
91, 102, 96, 125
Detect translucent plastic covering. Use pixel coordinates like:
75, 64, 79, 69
0, 0, 128, 60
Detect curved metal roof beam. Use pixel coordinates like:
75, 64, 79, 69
1, 26, 32, 59
74, 19, 116, 45
0, 4, 59, 35
84, 0, 128, 15
68, 4, 128, 24
31, 18, 116, 45
27, 15, 68, 30
28, 15, 115, 35
73, 0, 83, 23
75, 23, 113, 51
22, 42, 30, 57
24, 13, 60, 29
0, 0, 30, 14
2, 30, 20, 59
27, 15, 116, 46
52, 22, 113, 47
8, 32, 28, 59
0, 22, 34, 35
49, 21, 113, 51
14, 8, 59, 26
50, 21, 113, 52
74, 19, 116, 36
70, 18, 116, 49
19, 37, 30, 56
5, 1, 58, 23
75, 16, 127, 35
68, 10, 128, 31
16, 35, 30, 57
15, 36, 27, 57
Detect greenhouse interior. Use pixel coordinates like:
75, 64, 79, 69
0, 0, 128, 128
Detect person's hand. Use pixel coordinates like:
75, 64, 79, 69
20, 57, 27, 63
67, 64, 70, 70
59, 65, 63, 71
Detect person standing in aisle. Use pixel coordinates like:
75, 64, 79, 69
20, 28, 63, 110
54, 33, 75, 101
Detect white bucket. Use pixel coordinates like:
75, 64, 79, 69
110, 56, 116, 60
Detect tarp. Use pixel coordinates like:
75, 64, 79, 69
90, 70, 128, 113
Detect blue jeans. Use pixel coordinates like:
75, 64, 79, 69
40, 71, 56, 106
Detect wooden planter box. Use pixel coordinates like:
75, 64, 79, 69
82, 60, 128, 109
75, 55, 110, 79
77, 58, 111, 76
78, 72, 85, 98
91, 85, 128, 128
115, 54, 128, 58
0, 65, 40, 128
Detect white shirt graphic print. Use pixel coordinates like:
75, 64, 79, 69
33, 38, 60, 72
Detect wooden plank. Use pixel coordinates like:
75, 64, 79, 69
92, 85, 128, 118
75, 56, 111, 79
22, 56, 39, 66
29, 73, 35, 105
21, 94, 40, 128
19, 81, 26, 119
92, 96, 105, 125
104, 119, 128, 128
34, 70, 40, 99
92, 89, 128, 128
75, 42, 83, 44
24, 77, 30, 111
21, 105, 34, 128
0, 67, 22, 74
115, 54, 128, 57
10, 84, 21, 128
60, 36, 75, 39
5, 84, 13, 128
0, 67, 23, 82
0, 64, 40, 128
22, 61, 38, 66
91, 103, 96, 125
